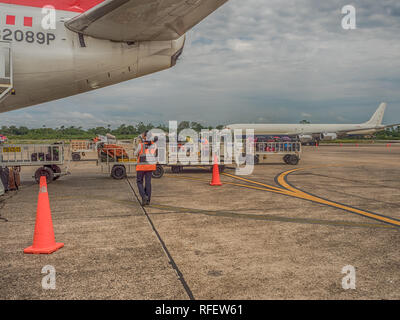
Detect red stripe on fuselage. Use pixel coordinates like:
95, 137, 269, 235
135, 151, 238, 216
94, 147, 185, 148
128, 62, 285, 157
0, 0, 104, 12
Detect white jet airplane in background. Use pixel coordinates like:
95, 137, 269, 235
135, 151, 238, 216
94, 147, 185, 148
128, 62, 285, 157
0, 0, 229, 113
226, 103, 400, 142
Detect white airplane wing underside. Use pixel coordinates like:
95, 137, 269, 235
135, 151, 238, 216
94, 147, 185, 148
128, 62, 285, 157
65, 0, 228, 41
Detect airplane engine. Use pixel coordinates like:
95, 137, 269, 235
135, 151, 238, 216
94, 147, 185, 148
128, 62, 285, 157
321, 133, 337, 141
298, 134, 313, 143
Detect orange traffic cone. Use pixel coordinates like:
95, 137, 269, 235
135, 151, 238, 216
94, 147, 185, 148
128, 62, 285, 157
210, 155, 222, 186
24, 176, 64, 254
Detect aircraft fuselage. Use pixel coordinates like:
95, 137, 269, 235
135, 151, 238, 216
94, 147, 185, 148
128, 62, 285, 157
225, 123, 385, 136
0, 3, 185, 113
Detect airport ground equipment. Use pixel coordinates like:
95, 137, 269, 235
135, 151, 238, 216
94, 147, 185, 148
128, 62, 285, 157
97, 140, 301, 179
97, 141, 222, 179
70, 137, 132, 161
70, 139, 97, 161
0, 168, 4, 195
97, 144, 165, 179
24, 176, 64, 254
0, 143, 68, 184
210, 155, 223, 186
254, 141, 301, 165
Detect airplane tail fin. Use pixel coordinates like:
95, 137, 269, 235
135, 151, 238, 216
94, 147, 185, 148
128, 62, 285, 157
365, 102, 386, 126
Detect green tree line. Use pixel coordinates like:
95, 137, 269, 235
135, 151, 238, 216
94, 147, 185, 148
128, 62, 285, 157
375, 126, 400, 139
1, 123, 398, 140
1, 121, 225, 140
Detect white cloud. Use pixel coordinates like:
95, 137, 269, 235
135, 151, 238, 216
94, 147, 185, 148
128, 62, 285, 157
68, 112, 95, 119
227, 39, 253, 52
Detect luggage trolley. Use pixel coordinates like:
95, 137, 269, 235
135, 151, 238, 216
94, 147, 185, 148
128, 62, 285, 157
166, 142, 227, 174
96, 143, 165, 179
254, 141, 302, 165
0, 143, 68, 183
70, 139, 97, 161
98, 140, 230, 178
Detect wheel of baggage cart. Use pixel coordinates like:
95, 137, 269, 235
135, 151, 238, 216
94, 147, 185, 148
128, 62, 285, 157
283, 154, 291, 164
72, 152, 81, 161
47, 165, 61, 180
34, 166, 54, 184
152, 165, 164, 179
111, 165, 126, 179
288, 155, 299, 165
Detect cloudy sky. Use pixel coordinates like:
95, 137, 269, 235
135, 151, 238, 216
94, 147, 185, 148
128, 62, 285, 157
1, 0, 400, 128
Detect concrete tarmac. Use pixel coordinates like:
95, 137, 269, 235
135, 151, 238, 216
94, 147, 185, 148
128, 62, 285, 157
1, 144, 399, 299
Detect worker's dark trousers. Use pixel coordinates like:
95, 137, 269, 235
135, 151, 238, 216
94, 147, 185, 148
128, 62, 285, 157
136, 171, 152, 201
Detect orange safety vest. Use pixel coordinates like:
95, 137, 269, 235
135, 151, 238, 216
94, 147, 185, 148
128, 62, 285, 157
136, 142, 157, 171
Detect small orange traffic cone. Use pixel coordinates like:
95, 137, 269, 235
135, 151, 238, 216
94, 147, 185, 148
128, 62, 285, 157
210, 155, 222, 186
24, 176, 64, 254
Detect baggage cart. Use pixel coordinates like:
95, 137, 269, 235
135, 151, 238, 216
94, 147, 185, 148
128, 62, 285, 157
0, 143, 69, 183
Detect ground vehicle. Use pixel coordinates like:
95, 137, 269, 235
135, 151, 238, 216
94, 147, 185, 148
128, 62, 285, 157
70, 134, 120, 161
98, 138, 302, 180
97, 143, 164, 179
97, 142, 129, 162
0, 143, 68, 183
70, 140, 97, 161
254, 141, 301, 165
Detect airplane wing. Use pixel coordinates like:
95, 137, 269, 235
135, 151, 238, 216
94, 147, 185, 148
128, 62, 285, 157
65, 0, 229, 42
336, 127, 378, 134
340, 123, 400, 134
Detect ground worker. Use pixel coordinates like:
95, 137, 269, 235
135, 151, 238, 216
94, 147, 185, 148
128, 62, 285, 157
135, 131, 157, 206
